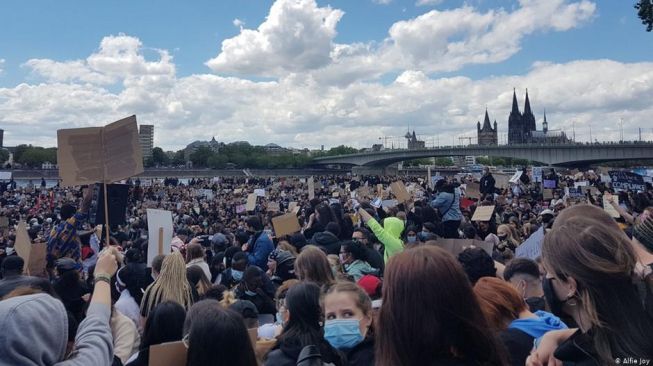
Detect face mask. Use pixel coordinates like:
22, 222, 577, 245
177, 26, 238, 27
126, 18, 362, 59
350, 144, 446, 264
542, 277, 572, 317
407, 236, 417, 243
324, 319, 364, 350
525, 296, 547, 313
232, 269, 244, 282
498, 234, 508, 241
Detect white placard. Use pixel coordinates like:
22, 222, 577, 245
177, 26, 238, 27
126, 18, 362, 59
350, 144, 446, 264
146, 209, 174, 267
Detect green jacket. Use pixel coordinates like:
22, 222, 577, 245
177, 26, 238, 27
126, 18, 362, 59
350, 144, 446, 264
366, 217, 405, 263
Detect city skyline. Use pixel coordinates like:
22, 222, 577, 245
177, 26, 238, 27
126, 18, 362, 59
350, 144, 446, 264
1, 0, 652, 150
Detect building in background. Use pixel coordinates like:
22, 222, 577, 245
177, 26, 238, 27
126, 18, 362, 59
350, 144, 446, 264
0, 129, 4, 148
139, 125, 154, 160
476, 110, 498, 145
184, 137, 222, 161
507, 89, 569, 144
405, 130, 425, 149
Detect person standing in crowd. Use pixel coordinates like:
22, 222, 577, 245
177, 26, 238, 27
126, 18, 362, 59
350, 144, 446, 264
310, 222, 342, 255
185, 242, 211, 281
430, 180, 463, 239
294, 245, 335, 288
474, 277, 567, 366
47, 187, 92, 269
339, 240, 378, 282
376, 246, 507, 366
0, 256, 52, 298
265, 282, 345, 366
528, 210, 653, 365
480, 167, 496, 199
0, 250, 118, 365
503, 258, 546, 312
126, 301, 186, 366
140, 251, 194, 320
323, 282, 375, 366
357, 207, 404, 264
184, 300, 258, 366
114, 264, 146, 330
52, 258, 91, 324
351, 228, 384, 275
242, 216, 274, 271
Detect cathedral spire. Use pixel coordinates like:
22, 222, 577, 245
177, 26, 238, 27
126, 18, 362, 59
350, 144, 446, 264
511, 88, 520, 114
524, 88, 533, 116
482, 109, 492, 131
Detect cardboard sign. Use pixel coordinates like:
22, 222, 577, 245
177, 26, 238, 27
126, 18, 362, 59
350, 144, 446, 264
377, 184, 387, 198
603, 195, 620, 218
57, 115, 143, 186
609, 171, 646, 192
357, 186, 371, 199
146, 209, 173, 267
267, 202, 280, 212
433, 238, 493, 257
254, 189, 266, 197
332, 191, 340, 198
543, 189, 553, 200
246, 193, 257, 211
471, 205, 495, 222
308, 177, 315, 200
581, 186, 599, 196
466, 182, 481, 198
272, 213, 301, 237
509, 171, 523, 184
149, 341, 187, 366
382, 199, 398, 209
390, 181, 411, 203
573, 181, 588, 188
14, 221, 47, 276
233, 188, 243, 195
515, 227, 544, 260
494, 174, 510, 188
288, 202, 298, 213
543, 179, 556, 189
14, 221, 31, 273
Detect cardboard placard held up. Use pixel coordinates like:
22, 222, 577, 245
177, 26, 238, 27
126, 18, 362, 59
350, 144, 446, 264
146, 209, 173, 267
543, 189, 554, 200
267, 202, 280, 212
14, 221, 47, 276
509, 171, 523, 184
14, 221, 31, 271
288, 201, 298, 213
494, 174, 510, 188
603, 195, 620, 218
390, 181, 410, 203
433, 238, 493, 257
308, 177, 315, 200
357, 186, 371, 199
272, 213, 301, 238
515, 227, 545, 260
254, 189, 266, 197
149, 341, 187, 366
57, 115, 143, 186
466, 182, 481, 198
471, 205, 495, 222
246, 193, 257, 212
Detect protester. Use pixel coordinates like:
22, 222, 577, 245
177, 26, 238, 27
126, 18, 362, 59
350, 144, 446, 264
474, 277, 567, 366
243, 216, 274, 271
376, 246, 507, 366
140, 251, 194, 319
184, 300, 258, 366
294, 245, 333, 286
503, 257, 546, 312
430, 180, 463, 238
357, 208, 404, 263
0, 250, 118, 365
185, 242, 211, 281
125, 301, 186, 366
323, 281, 375, 366
46, 187, 92, 269
311, 221, 342, 255
235, 265, 276, 316
52, 257, 91, 323
457, 247, 497, 285
528, 210, 653, 365
186, 264, 212, 298
351, 228, 384, 274
221, 250, 247, 288
480, 167, 496, 199
114, 264, 146, 330
339, 240, 378, 282
265, 282, 345, 366
0, 256, 53, 299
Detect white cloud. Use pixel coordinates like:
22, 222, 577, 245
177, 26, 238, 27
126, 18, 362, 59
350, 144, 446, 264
206, 0, 344, 76
372, 0, 393, 4
0, 59, 5, 74
233, 18, 244, 28
415, 0, 443, 6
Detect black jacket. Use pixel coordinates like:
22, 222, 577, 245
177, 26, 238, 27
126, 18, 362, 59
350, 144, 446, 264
500, 328, 533, 366
265, 337, 345, 366
364, 247, 384, 275
554, 329, 600, 366
311, 231, 341, 255
480, 174, 496, 195
345, 336, 374, 366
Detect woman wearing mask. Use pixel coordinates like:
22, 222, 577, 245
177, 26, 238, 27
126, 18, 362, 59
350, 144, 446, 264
474, 277, 567, 366
404, 226, 419, 248
376, 246, 507, 366
528, 207, 653, 366
265, 282, 345, 366
323, 282, 374, 366
494, 224, 518, 264
339, 241, 379, 282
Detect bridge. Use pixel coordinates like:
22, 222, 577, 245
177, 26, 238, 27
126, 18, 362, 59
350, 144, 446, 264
313, 142, 653, 168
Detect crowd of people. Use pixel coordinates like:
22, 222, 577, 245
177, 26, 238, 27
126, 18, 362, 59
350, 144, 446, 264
0, 166, 652, 366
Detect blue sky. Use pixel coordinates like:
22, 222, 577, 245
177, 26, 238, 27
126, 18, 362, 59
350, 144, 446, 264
0, 0, 652, 149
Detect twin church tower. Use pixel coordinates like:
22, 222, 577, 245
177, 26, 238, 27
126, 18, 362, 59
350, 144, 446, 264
477, 89, 568, 145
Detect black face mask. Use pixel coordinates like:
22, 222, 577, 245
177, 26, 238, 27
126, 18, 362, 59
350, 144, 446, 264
543, 277, 566, 317
498, 234, 508, 241
525, 296, 547, 313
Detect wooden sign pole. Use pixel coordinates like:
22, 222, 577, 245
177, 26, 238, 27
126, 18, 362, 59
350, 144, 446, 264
103, 182, 111, 246
158, 227, 164, 255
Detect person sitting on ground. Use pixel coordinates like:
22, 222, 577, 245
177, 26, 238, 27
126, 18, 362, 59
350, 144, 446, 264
474, 277, 567, 366
0, 255, 53, 299
0, 250, 118, 365
294, 245, 335, 288
457, 247, 497, 285
357, 207, 404, 264
235, 266, 276, 316
221, 250, 247, 289
140, 251, 194, 320
339, 240, 379, 282
310, 222, 342, 255
352, 228, 384, 275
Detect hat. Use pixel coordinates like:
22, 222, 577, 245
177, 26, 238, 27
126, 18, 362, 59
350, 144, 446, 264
268, 249, 294, 266
1, 256, 25, 272
55, 258, 78, 272
633, 212, 653, 252
539, 209, 555, 217
357, 275, 381, 297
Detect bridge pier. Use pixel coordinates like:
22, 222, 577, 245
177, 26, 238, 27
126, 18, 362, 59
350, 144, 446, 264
352, 166, 398, 176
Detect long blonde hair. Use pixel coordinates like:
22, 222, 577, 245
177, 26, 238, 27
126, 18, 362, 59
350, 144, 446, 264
141, 251, 194, 316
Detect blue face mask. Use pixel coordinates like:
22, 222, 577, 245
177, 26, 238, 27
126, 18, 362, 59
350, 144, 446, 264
324, 319, 364, 350
407, 235, 417, 243
232, 269, 243, 282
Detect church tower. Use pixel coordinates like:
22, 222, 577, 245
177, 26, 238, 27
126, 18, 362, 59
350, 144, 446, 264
522, 89, 537, 142
543, 109, 548, 134
477, 109, 498, 145
508, 89, 523, 144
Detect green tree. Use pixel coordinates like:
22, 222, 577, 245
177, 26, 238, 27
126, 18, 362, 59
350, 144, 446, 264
189, 146, 215, 167
636, 0, 653, 31
172, 150, 186, 165
13, 144, 31, 163
433, 157, 454, 166
151, 147, 170, 166
17, 147, 56, 167
0, 149, 9, 164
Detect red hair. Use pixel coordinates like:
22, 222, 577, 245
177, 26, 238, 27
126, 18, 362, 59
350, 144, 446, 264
473, 277, 527, 330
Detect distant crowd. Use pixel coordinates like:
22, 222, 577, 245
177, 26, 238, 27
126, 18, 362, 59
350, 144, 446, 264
0, 167, 652, 366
